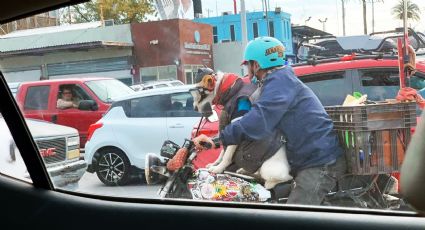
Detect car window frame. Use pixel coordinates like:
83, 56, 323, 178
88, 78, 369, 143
0, 0, 424, 218
23, 85, 51, 111
298, 70, 353, 106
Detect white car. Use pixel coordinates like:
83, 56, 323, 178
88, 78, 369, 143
84, 85, 201, 185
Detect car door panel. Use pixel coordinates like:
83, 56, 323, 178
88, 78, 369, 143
56, 84, 102, 146
166, 92, 201, 143
113, 96, 168, 166
0, 175, 424, 229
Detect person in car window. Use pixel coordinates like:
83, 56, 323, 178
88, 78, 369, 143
194, 37, 346, 205
57, 86, 79, 109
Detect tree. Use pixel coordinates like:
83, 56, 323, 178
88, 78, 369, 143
392, 0, 421, 22
68, 0, 157, 24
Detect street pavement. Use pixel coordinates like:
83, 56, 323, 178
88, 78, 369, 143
75, 172, 160, 198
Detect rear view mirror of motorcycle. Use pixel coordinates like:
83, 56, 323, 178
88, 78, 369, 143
201, 102, 213, 118
206, 109, 219, 123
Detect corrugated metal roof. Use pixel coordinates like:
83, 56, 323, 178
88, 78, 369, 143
0, 23, 133, 52
0, 21, 103, 38
0, 41, 133, 57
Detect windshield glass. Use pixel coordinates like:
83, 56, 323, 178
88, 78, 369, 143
1, 0, 425, 214
85, 79, 134, 103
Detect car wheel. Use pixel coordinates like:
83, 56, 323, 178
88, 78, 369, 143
95, 148, 131, 186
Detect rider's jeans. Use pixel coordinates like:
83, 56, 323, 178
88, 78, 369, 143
287, 154, 347, 205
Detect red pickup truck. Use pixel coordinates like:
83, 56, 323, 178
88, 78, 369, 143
15, 77, 134, 148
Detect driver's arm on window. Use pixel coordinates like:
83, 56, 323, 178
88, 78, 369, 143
57, 99, 76, 109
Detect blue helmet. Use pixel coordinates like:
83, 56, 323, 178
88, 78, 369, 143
243, 37, 286, 69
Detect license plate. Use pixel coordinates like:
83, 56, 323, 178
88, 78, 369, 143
67, 149, 80, 159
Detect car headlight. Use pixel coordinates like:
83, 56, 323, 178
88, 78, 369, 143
67, 136, 80, 160
67, 136, 80, 147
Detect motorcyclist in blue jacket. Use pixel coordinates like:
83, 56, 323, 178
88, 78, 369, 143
194, 36, 346, 205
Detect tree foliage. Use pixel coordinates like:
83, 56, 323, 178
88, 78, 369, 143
69, 0, 157, 24
392, 0, 421, 21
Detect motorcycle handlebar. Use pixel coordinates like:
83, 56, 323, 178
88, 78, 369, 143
199, 141, 212, 149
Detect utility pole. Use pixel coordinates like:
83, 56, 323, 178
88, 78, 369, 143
215, 0, 218, 16
372, 0, 375, 33
206, 9, 213, 17
362, 0, 367, 34
318, 18, 328, 32
241, 0, 248, 75
264, 0, 270, 36
341, 0, 346, 36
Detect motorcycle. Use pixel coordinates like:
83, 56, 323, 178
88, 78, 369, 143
145, 104, 402, 208
145, 134, 401, 208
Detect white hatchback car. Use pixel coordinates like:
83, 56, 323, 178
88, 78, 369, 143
84, 85, 201, 185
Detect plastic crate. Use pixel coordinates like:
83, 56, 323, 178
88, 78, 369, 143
326, 102, 416, 131
334, 128, 411, 175
325, 102, 416, 175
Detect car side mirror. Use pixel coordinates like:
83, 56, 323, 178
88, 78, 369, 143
78, 100, 98, 111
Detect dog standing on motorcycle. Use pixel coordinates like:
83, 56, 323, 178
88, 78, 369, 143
190, 67, 292, 190
193, 36, 347, 205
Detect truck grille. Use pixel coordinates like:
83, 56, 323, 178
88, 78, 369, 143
36, 137, 67, 164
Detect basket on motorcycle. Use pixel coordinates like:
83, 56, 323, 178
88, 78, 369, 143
325, 102, 416, 175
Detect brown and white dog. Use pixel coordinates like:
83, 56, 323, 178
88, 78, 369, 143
191, 72, 292, 189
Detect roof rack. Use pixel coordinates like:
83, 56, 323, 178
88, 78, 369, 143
295, 28, 425, 64
292, 53, 398, 67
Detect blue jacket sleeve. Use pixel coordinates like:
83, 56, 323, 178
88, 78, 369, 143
220, 69, 300, 146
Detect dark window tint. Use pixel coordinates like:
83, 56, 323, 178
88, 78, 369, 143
130, 95, 171, 118
230, 25, 235, 41
358, 69, 425, 115
24, 86, 50, 110
58, 84, 92, 101
358, 69, 400, 101
269, 21, 274, 37
213, 26, 218, 43
110, 100, 131, 117
167, 92, 200, 117
408, 72, 425, 90
186, 72, 193, 84
300, 71, 349, 106
253, 22, 258, 38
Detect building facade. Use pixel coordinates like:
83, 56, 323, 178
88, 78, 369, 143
194, 9, 294, 57
131, 19, 213, 84
0, 22, 135, 85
